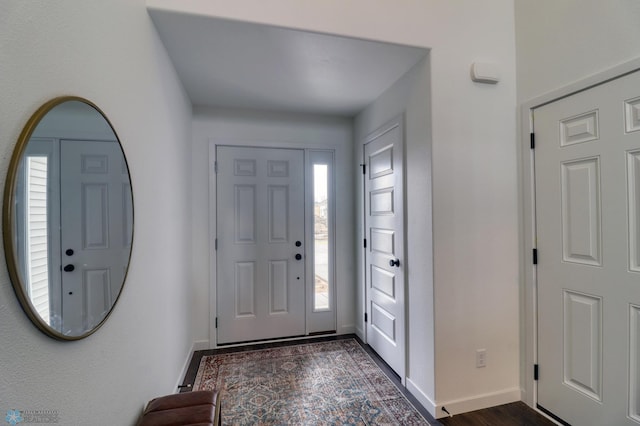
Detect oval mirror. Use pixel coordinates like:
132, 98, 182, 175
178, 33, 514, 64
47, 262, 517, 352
3, 97, 134, 340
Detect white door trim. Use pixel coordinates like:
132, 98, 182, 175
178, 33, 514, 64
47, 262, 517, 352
519, 56, 640, 411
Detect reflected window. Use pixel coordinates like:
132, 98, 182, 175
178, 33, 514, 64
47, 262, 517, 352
25, 156, 50, 325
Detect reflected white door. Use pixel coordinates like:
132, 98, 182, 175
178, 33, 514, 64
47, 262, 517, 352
60, 140, 132, 335
216, 146, 305, 344
535, 69, 640, 425
364, 120, 405, 380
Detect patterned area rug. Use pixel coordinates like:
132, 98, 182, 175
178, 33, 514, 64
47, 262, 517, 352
193, 339, 430, 425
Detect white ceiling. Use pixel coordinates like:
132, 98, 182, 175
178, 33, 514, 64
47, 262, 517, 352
147, 9, 429, 116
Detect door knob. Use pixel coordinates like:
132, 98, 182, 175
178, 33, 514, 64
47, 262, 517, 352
63, 264, 75, 272
389, 258, 400, 267
295, 254, 302, 260
65, 249, 74, 256
295, 241, 302, 247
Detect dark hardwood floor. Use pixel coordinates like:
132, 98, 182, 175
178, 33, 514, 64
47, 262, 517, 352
181, 335, 555, 426
437, 402, 555, 426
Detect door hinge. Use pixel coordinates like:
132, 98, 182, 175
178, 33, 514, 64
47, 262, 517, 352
361, 163, 366, 174
533, 248, 538, 265
363, 238, 367, 248
214, 161, 218, 173
364, 313, 368, 323
530, 133, 535, 150
534, 364, 539, 381
215, 317, 218, 329
215, 238, 218, 250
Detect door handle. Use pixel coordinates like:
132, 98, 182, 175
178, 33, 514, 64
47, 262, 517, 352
63, 264, 75, 272
389, 258, 400, 267
295, 254, 302, 260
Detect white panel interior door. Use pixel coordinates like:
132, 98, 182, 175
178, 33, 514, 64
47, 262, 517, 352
364, 120, 405, 381
535, 69, 640, 425
216, 146, 305, 344
60, 140, 132, 335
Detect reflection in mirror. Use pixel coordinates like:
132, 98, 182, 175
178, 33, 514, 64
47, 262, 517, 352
3, 97, 133, 340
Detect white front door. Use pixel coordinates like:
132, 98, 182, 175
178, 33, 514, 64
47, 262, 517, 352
216, 146, 306, 344
535, 69, 640, 425
364, 120, 405, 381
60, 139, 133, 335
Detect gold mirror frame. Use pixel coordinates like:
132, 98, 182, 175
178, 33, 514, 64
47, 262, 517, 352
3, 96, 134, 340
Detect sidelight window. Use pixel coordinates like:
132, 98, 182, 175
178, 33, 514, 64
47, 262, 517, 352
308, 150, 334, 319
313, 163, 330, 310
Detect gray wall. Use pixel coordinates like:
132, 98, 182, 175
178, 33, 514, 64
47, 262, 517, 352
355, 55, 435, 406
0, 1, 194, 424
515, 0, 640, 102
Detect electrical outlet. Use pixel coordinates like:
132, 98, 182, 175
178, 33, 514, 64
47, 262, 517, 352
476, 349, 487, 368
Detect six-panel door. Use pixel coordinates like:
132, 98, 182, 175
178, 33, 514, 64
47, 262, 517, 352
216, 146, 306, 344
535, 69, 640, 425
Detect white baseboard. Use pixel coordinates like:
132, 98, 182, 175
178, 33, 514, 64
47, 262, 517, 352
174, 341, 198, 393
520, 386, 532, 407
354, 325, 364, 341
339, 324, 355, 334
174, 340, 209, 392
193, 339, 210, 351
406, 378, 437, 418
434, 387, 521, 419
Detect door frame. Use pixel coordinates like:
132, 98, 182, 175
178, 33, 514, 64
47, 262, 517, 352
519, 57, 640, 413
208, 139, 339, 348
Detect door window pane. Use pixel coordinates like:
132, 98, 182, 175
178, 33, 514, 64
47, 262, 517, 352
313, 164, 329, 310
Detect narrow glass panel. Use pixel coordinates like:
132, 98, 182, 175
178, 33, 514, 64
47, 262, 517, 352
313, 164, 329, 311
26, 156, 50, 325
